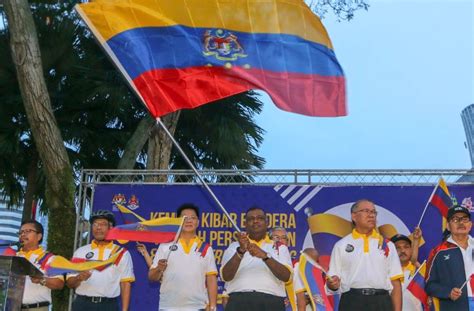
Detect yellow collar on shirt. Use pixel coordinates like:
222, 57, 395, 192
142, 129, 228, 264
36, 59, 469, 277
249, 236, 272, 248
91, 240, 114, 250
18, 246, 45, 261
403, 261, 416, 277
351, 229, 379, 253
180, 236, 200, 254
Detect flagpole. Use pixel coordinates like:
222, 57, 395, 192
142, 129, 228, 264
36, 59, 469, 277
417, 182, 440, 228
155, 118, 241, 233
460, 274, 472, 291
407, 260, 426, 282
166, 216, 187, 260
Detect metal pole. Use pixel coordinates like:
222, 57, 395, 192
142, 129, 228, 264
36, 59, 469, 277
416, 183, 439, 228
155, 118, 241, 232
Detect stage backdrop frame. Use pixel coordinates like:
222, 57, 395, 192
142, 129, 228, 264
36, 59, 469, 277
71, 169, 474, 311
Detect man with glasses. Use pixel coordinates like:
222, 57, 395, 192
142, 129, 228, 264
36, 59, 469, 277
326, 199, 403, 311
149, 203, 218, 311
221, 206, 292, 311
17, 220, 64, 311
67, 210, 135, 311
269, 227, 289, 246
426, 205, 474, 311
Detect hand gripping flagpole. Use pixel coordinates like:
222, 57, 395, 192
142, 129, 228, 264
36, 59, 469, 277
155, 118, 241, 233
417, 182, 440, 228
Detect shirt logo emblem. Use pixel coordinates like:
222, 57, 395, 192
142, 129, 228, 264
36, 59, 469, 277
85, 252, 94, 259
169, 245, 178, 252
345, 244, 354, 253
443, 254, 450, 261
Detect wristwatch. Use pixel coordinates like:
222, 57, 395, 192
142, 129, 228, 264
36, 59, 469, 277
39, 278, 47, 286
236, 247, 245, 255
262, 252, 272, 262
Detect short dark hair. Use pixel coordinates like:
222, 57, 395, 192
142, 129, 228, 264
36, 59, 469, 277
177, 203, 200, 218
20, 220, 44, 244
245, 206, 265, 218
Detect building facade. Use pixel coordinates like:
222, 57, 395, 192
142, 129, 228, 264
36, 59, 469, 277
0, 200, 22, 243
461, 104, 474, 168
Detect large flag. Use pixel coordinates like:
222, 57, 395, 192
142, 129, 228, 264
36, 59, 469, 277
299, 252, 335, 311
75, 0, 346, 118
105, 217, 184, 243
407, 261, 429, 311
45, 249, 125, 276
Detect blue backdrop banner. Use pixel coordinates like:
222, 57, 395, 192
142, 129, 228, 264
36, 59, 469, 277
91, 184, 474, 310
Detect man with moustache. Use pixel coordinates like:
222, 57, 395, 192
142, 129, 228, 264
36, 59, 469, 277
326, 199, 403, 311
149, 203, 218, 311
17, 220, 64, 311
426, 205, 474, 311
221, 207, 292, 311
67, 210, 135, 311
391, 228, 423, 311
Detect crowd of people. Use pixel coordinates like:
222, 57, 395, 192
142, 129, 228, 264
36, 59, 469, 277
16, 200, 473, 311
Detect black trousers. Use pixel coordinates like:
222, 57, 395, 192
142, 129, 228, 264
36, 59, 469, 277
72, 295, 119, 311
339, 291, 392, 311
225, 291, 285, 311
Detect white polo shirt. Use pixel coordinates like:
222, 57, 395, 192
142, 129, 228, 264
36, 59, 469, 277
401, 262, 422, 311
17, 247, 63, 304
221, 237, 293, 297
151, 237, 217, 310
69, 240, 135, 298
327, 229, 403, 293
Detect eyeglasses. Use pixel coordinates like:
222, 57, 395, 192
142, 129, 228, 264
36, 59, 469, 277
272, 236, 288, 241
92, 222, 109, 228
450, 216, 471, 224
246, 215, 266, 222
353, 209, 378, 216
184, 216, 198, 221
18, 229, 38, 236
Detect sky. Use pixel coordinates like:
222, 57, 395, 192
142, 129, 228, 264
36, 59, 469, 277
257, 0, 473, 169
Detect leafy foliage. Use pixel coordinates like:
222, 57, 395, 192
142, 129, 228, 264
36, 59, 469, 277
308, 0, 369, 20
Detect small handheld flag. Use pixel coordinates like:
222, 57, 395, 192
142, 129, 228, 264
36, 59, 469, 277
45, 249, 125, 276
299, 253, 335, 311
407, 261, 429, 311
106, 217, 184, 243
115, 203, 146, 223
417, 178, 452, 229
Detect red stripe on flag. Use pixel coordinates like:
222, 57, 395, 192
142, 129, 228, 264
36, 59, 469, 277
134, 66, 346, 118
310, 266, 333, 311
431, 194, 450, 217
106, 228, 177, 243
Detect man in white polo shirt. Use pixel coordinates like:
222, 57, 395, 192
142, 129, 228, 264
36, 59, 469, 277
221, 207, 292, 311
66, 210, 135, 311
148, 203, 218, 311
17, 220, 64, 311
326, 199, 403, 311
